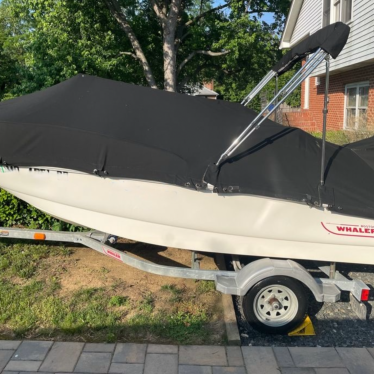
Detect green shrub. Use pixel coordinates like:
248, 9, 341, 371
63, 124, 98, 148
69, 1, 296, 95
0, 189, 84, 231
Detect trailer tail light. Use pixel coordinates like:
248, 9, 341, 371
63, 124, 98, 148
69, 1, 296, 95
34, 233, 46, 240
361, 289, 370, 301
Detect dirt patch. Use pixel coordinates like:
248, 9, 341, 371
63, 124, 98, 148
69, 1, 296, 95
41, 241, 218, 297
1, 239, 225, 344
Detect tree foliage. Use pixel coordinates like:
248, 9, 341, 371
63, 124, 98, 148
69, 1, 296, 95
0, 0, 292, 99
0, 0, 151, 96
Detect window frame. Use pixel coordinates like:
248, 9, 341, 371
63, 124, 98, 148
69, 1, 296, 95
333, 0, 341, 22
304, 77, 310, 109
322, 0, 331, 27
322, 0, 353, 26
344, 81, 370, 130
341, 0, 353, 23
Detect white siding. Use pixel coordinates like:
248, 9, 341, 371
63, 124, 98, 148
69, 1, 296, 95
289, 0, 374, 75
290, 0, 322, 45
328, 0, 374, 73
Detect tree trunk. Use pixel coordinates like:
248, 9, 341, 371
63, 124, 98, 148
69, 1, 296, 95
105, 0, 158, 89
159, 0, 181, 92
163, 26, 177, 92
107, 0, 231, 92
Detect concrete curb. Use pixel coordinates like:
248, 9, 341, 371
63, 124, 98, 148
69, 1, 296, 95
215, 254, 241, 346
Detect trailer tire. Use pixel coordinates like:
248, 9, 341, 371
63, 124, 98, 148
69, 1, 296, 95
242, 276, 308, 334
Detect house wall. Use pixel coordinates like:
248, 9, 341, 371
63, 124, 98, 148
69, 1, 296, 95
289, 0, 374, 76
335, 0, 374, 69
290, 0, 322, 45
283, 63, 374, 131
316, 0, 374, 75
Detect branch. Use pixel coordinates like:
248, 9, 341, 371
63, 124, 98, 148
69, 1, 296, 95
178, 50, 230, 74
245, 0, 252, 12
185, 2, 278, 29
105, 0, 158, 89
197, 50, 231, 56
175, 15, 190, 50
184, 2, 231, 28
178, 30, 191, 45
168, 0, 182, 31
247, 9, 278, 14
150, 0, 167, 24
120, 51, 138, 59
176, 0, 226, 51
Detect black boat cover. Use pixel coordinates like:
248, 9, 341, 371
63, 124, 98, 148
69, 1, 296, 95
273, 22, 350, 75
1, 74, 374, 220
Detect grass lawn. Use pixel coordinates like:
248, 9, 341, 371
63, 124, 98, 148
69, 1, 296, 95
310, 129, 374, 145
0, 239, 226, 344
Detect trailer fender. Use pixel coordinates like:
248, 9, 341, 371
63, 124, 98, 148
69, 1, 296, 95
215, 258, 339, 302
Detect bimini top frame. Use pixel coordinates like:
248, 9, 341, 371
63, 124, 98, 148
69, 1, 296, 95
215, 22, 350, 168
216, 48, 327, 166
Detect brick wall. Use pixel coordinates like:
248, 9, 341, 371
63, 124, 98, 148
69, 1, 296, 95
282, 63, 374, 132
204, 81, 214, 91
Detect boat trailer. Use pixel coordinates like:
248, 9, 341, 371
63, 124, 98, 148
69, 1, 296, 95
0, 227, 370, 334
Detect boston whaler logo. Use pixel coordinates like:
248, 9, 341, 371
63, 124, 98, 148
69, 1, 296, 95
322, 222, 374, 238
103, 247, 122, 261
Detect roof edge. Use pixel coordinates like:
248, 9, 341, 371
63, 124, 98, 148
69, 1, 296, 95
192, 86, 219, 96
280, 0, 304, 49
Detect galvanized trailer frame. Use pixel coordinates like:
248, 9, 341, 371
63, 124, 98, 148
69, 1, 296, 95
0, 227, 370, 322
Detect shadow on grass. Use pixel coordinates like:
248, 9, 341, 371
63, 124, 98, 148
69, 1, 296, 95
114, 241, 186, 269
0, 279, 223, 344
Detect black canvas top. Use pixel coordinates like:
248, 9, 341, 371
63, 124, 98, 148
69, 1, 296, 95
1, 74, 374, 220
346, 137, 374, 171
273, 22, 350, 75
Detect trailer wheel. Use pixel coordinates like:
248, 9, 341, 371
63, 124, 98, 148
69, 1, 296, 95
242, 276, 308, 334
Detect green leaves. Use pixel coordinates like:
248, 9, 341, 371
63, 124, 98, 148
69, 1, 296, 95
0, 0, 292, 98
0, 0, 148, 96
0, 189, 85, 231
213, 16, 280, 103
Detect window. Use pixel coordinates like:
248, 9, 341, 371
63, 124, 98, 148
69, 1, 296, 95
342, 0, 352, 23
334, 0, 341, 21
323, 0, 352, 25
323, 0, 331, 26
345, 82, 369, 130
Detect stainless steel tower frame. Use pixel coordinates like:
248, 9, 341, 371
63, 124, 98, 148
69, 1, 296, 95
216, 49, 328, 166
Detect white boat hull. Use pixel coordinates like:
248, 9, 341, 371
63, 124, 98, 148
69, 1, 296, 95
2, 167, 374, 265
